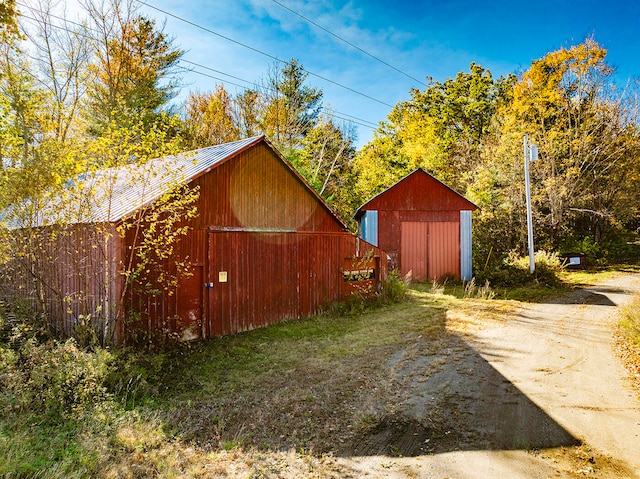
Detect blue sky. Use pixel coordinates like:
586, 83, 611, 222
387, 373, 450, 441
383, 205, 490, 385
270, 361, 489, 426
81, 1, 640, 146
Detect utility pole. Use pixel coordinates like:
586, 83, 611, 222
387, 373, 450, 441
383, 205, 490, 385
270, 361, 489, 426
524, 135, 538, 274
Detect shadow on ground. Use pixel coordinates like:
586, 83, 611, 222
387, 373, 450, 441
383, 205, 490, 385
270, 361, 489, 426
533, 285, 632, 307
341, 332, 581, 457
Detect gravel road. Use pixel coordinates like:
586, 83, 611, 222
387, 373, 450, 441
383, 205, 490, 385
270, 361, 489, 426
338, 274, 640, 478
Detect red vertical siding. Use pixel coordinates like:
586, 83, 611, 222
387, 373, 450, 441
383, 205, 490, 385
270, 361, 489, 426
399, 221, 460, 282
175, 265, 203, 340
378, 210, 400, 270
427, 222, 460, 280
401, 222, 429, 281
202, 230, 384, 337
2, 224, 122, 340
358, 169, 477, 213
190, 144, 344, 233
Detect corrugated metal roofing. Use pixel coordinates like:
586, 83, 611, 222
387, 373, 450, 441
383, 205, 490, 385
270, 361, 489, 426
15, 136, 263, 226
93, 135, 263, 222
5, 135, 350, 230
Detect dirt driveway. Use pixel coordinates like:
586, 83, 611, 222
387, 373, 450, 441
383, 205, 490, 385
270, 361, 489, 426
338, 274, 640, 478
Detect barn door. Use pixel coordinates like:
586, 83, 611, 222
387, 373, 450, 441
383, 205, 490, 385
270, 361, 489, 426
401, 221, 460, 282
206, 230, 300, 338
401, 222, 429, 281
175, 265, 203, 340
427, 222, 460, 280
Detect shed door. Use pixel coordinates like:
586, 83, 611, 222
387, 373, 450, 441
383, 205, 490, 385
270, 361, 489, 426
401, 222, 428, 281
401, 221, 460, 282
427, 222, 460, 280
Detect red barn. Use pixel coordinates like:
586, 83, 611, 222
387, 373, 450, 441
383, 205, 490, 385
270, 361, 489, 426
354, 169, 477, 282
3, 136, 386, 342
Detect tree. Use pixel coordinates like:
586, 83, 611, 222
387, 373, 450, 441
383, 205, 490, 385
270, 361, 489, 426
83, 0, 184, 135
233, 88, 262, 138
184, 86, 239, 148
296, 114, 358, 227
262, 59, 322, 154
0, 0, 19, 39
0, 119, 198, 343
353, 63, 509, 200
0, 0, 196, 342
18, 0, 91, 142
0, 40, 83, 210
495, 40, 640, 252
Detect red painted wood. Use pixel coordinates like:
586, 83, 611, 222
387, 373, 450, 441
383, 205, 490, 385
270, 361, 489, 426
357, 169, 476, 281
357, 169, 477, 215
175, 265, 203, 340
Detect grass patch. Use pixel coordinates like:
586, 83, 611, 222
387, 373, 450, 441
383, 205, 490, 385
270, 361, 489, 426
619, 297, 640, 349
0, 283, 447, 476
617, 293, 640, 398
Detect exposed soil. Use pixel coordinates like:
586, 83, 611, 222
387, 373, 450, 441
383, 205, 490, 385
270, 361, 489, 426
337, 274, 640, 478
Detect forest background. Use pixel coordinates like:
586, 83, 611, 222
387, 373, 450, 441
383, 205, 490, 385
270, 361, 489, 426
1, 0, 639, 296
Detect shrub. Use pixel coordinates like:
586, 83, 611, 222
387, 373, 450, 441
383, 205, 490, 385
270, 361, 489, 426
560, 229, 639, 264
379, 270, 409, 303
0, 337, 113, 416
331, 270, 409, 316
482, 250, 563, 288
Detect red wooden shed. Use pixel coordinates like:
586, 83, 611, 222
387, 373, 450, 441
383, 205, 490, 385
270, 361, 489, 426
3, 136, 387, 342
354, 169, 477, 282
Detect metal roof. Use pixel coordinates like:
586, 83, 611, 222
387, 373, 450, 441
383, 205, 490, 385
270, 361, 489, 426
91, 135, 263, 222
4, 135, 350, 230
10, 136, 263, 227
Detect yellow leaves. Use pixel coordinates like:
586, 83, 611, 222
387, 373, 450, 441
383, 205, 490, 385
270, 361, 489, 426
185, 86, 239, 148
513, 40, 611, 127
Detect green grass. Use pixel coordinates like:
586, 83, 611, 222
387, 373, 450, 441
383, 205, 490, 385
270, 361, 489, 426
0, 411, 108, 478
160, 296, 436, 401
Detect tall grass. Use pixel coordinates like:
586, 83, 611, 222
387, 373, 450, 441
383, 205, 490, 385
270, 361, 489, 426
618, 294, 640, 397
620, 294, 640, 349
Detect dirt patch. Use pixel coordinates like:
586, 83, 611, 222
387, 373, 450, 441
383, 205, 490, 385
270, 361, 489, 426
335, 275, 640, 478
165, 344, 398, 454
348, 416, 436, 457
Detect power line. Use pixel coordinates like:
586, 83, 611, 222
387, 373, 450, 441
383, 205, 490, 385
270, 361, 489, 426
271, 0, 427, 87
14, 8, 380, 131
181, 59, 379, 129
184, 65, 378, 130
135, 0, 394, 108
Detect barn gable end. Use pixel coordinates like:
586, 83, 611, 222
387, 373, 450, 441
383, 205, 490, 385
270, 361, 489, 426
188, 139, 346, 233
355, 169, 477, 216
127, 137, 387, 341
